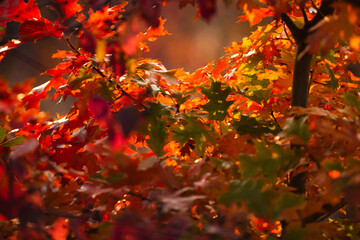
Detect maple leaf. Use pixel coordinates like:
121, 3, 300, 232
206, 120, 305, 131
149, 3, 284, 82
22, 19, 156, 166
0, 39, 22, 62
197, 0, 216, 21
146, 119, 168, 156
159, 187, 206, 213
52, 0, 82, 20
0, 0, 41, 27
88, 96, 110, 121
79, 31, 96, 54
172, 115, 211, 155
279, 116, 311, 145
138, 0, 162, 28
200, 79, 234, 121
237, 0, 273, 26
114, 107, 141, 138
18, 81, 51, 110
233, 115, 279, 137
1, 0, 360, 239
18, 19, 63, 42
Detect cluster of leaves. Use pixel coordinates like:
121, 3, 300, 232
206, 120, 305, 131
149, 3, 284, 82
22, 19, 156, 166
0, 0, 360, 239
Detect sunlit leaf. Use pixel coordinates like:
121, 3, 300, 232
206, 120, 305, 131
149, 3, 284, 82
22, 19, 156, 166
220, 179, 274, 216
146, 119, 168, 156
325, 64, 339, 90
1, 137, 27, 147
233, 115, 279, 137
344, 92, 360, 112
278, 116, 311, 144
0, 126, 6, 143
200, 78, 234, 121
172, 115, 211, 155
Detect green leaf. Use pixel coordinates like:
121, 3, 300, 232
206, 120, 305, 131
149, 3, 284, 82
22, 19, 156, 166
271, 192, 305, 219
96, 81, 115, 102
237, 75, 272, 104
1, 136, 27, 147
105, 172, 125, 183
244, 53, 265, 70
233, 115, 279, 137
146, 119, 168, 156
344, 92, 360, 112
238, 142, 299, 181
220, 179, 274, 216
0, 126, 6, 143
282, 228, 307, 240
170, 91, 191, 105
200, 78, 234, 121
278, 116, 311, 143
325, 64, 339, 90
172, 115, 211, 155
68, 67, 94, 90
0, 26, 4, 34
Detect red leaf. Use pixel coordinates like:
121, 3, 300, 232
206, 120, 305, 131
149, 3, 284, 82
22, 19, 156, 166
0, 39, 22, 62
48, 218, 69, 240
237, 7, 273, 26
198, 0, 216, 21
88, 96, 110, 121
114, 107, 141, 138
53, 0, 82, 20
18, 19, 63, 42
18, 81, 51, 110
79, 31, 96, 54
139, 0, 162, 28
0, 0, 41, 27
212, 57, 229, 78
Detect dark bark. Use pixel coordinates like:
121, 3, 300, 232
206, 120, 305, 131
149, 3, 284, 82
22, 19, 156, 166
281, 0, 335, 107
292, 38, 312, 107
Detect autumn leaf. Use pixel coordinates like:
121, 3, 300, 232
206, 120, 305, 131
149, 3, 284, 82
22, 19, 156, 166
18, 19, 63, 42
1, 1, 360, 239
172, 115, 211, 155
0, 0, 41, 27
278, 116, 311, 144
200, 78, 234, 121
233, 115, 279, 137
0, 136, 27, 147
0, 126, 6, 143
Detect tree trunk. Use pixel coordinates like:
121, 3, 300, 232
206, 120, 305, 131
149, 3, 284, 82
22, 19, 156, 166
291, 40, 312, 107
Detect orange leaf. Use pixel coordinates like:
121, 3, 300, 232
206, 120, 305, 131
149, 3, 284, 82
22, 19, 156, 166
48, 218, 69, 240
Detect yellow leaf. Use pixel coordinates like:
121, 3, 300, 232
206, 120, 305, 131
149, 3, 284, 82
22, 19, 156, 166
95, 39, 107, 61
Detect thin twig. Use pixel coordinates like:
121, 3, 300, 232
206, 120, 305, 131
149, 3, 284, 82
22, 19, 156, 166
281, 13, 301, 41
62, 35, 145, 107
308, 69, 314, 91
128, 190, 151, 201
312, 80, 326, 86
45, 209, 79, 218
62, 34, 81, 55
300, 5, 309, 24
283, 26, 295, 46
270, 110, 282, 131
308, 0, 335, 29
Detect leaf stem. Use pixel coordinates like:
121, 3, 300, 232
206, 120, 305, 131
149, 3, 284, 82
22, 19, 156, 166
270, 110, 282, 131
62, 34, 145, 107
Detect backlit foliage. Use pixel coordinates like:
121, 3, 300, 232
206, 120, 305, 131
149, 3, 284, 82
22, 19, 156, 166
0, 0, 360, 239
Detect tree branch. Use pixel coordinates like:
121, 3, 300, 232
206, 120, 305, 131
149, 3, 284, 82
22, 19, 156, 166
300, 5, 309, 25
62, 34, 145, 107
308, 0, 335, 29
281, 13, 301, 41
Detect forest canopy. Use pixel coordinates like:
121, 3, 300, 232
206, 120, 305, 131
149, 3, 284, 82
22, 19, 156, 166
0, 0, 360, 239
